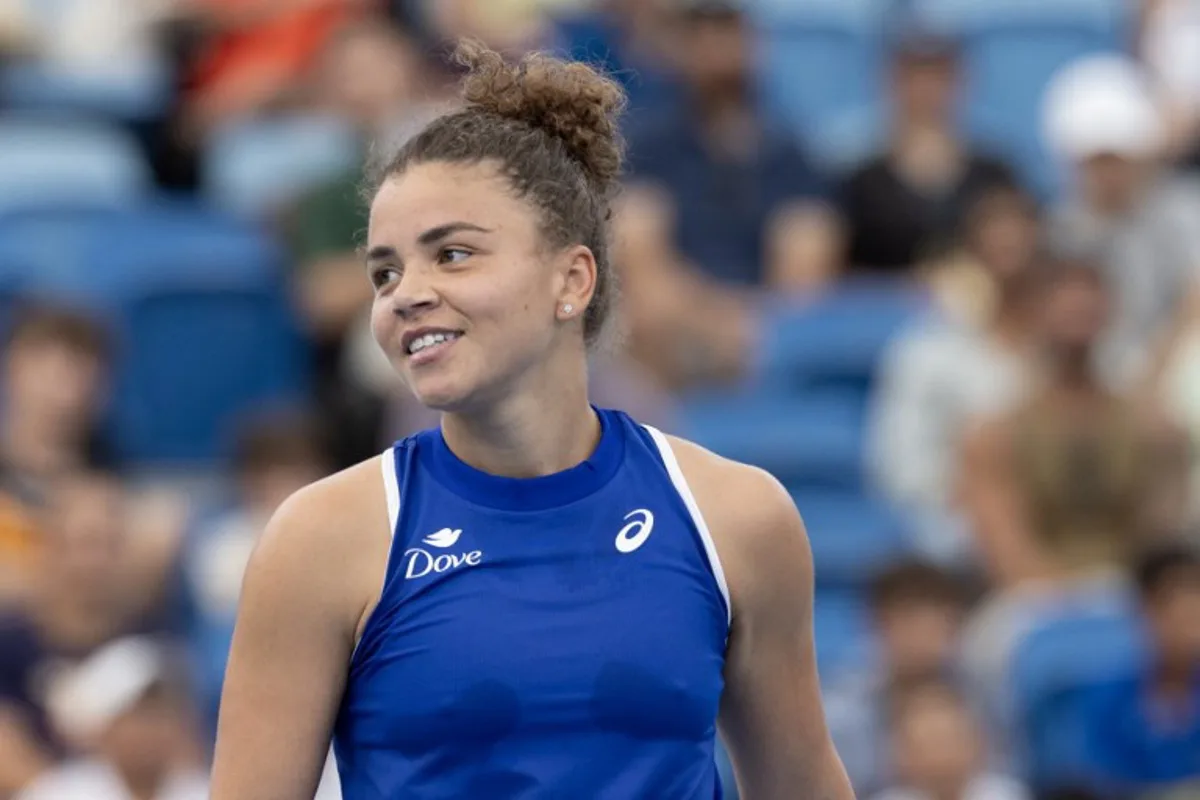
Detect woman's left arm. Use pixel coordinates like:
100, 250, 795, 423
700, 459, 854, 800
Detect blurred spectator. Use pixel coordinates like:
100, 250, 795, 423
551, 0, 679, 121
873, 676, 1028, 800
0, 0, 171, 84
1140, 0, 1200, 163
185, 411, 327, 728
290, 18, 442, 339
1081, 544, 1200, 791
182, 0, 366, 138
961, 260, 1188, 591
0, 491, 38, 608
840, 24, 1016, 275
0, 470, 173, 795
624, 0, 827, 287
1043, 54, 1200, 388
0, 306, 116, 506
618, 0, 832, 387
826, 561, 972, 795
16, 638, 207, 800
412, 0, 561, 54
284, 16, 451, 467
959, 260, 1190, 754
869, 185, 1041, 566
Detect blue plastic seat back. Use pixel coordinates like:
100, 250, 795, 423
791, 489, 910, 586
0, 119, 150, 212
678, 391, 867, 491
1011, 608, 1144, 788
100, 208, 309, 463
0, 203, 310, 464
204, 115, 360, 219
0, 61, 170, 120
813, 587, 874, 674
751, 0, 890, 144
757, 281, 927, 398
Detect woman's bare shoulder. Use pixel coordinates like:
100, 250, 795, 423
660, 434, 812, 612
244, 456, 393, 629
662, 434, 800, 536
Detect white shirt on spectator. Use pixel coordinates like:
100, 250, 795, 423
1048, 175, 1200, 386
16, 761, 208, 800
872, 773, 1030, 800
1144, 0, 1200, 120
867, 313, 1029, 565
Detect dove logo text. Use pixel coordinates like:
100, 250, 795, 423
403, 529, 482, 580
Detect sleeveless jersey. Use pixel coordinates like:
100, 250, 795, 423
332, 408, 731, 799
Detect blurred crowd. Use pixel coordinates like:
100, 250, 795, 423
0, 0, 1198, 799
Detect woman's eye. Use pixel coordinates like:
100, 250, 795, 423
372, 267, 400, 288
438, 247, 471, 264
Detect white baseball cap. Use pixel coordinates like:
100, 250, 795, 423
45, 637, 168, 743
1042, 54, 1165, 162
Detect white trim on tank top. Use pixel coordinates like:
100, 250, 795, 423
351, 446, 401, 661
380, 445, 400, 536
642, 425, 732, 626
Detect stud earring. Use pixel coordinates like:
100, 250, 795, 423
562, 304, 574, 315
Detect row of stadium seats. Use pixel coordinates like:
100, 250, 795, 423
0, 0, 1135, 216
0, 203, 309, 464
754, 0, 1130, 193
0, 114, 360, 221
678, 283, 924, 593
814, 587, 1148, 793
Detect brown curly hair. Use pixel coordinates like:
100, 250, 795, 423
370, 40, 628, 346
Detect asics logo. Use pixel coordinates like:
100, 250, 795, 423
423, 528, 462, 548
404, 527, 480, 580
615, 509, 655, 554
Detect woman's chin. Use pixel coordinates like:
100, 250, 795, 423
409, 377, 472, 413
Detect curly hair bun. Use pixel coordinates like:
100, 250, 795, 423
454, 39, 627, 190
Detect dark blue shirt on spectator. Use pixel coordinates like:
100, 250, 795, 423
552, 13, 679, 124
1085, 671, 1200, 788
626, 101, 825, 287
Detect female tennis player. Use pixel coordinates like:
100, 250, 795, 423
211, 41, 851, 800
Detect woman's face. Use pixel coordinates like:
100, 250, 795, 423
367, 160, 590, 412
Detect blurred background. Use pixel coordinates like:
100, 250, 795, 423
0, 0, 1198, 798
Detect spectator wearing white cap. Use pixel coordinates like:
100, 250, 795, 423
1140, 0, 1200, 163
15, 637, 208, 800
1043, 53, 1200, 389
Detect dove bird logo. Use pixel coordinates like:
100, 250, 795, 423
404, 528, 481, 580
423, 528, 463, 548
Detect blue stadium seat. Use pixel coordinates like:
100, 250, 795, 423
0, 61, 170, 121
0, 119, 150, 211
103, 207, 310, 463
1011, 608, 1145, 789
814, 588, 873, 674
756, 282, 926, 399
912, 0, 1130, 197
792, 489, 910, 586
678, 392, 865, 490
749, 0, 890, 149
0, 203, 310, 463
0, 205, 135, 304
204, 115, 361, 219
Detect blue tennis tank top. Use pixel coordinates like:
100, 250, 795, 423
333, 407, 731, 799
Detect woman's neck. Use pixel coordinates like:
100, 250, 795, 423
440, 356, 598, 478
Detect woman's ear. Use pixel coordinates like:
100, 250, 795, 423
555, 244, 597, 320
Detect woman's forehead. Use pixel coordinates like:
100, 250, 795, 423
369, 161, 528, 244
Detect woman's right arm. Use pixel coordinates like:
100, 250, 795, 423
211, 478, 376, 800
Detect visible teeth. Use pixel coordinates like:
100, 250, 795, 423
408, 331, 459, 355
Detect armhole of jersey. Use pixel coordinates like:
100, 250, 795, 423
380, 445, 401, 537
642, 425, 732, 626
351, 446, 402, 666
